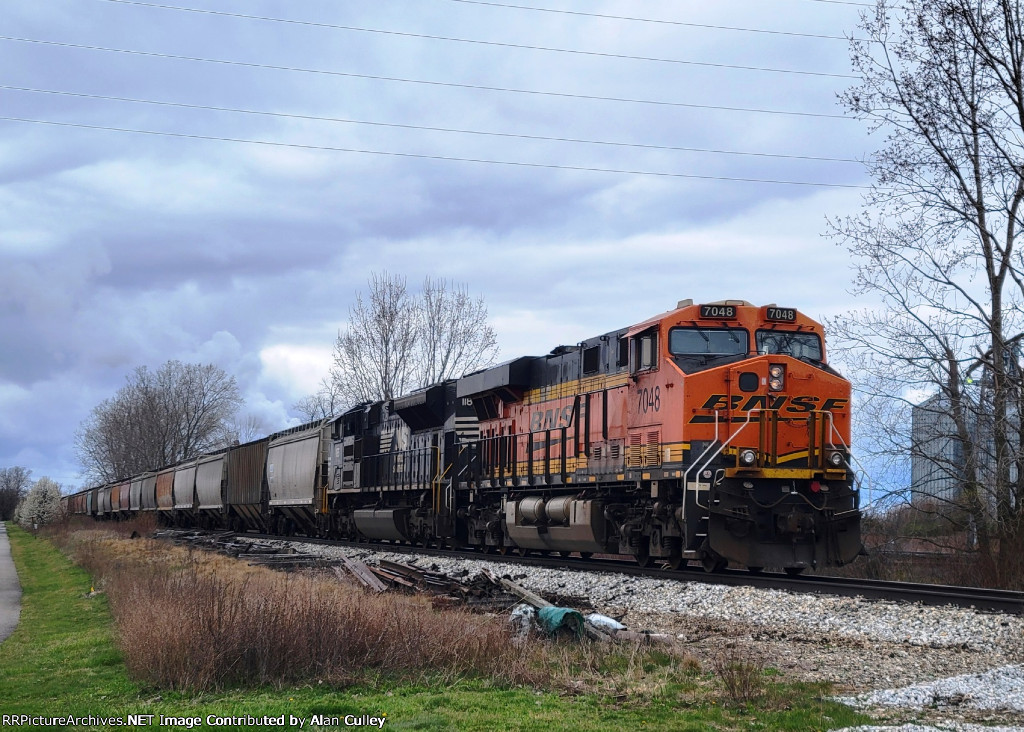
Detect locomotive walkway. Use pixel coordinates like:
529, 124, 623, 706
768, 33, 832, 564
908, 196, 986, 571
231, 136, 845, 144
0, 522, 21, 643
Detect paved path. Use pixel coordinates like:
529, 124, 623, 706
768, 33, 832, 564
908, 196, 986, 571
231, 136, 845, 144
0, 522, 22, 643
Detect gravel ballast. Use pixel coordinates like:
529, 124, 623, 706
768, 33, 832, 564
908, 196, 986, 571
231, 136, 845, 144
267, 539, 1024, 728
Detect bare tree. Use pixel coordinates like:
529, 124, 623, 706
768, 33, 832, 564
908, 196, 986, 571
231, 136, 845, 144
830, 0, 1024, 585
331, 272, 418, 404
417, 276, 499, 385
76, 361, 243, 483
221, 412, 271, 446
0, 466, 32, 521
292, 376, 346, 421
321, 272, 499, 409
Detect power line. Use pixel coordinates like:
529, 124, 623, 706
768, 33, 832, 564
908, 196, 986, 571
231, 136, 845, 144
442, 0, 859, 41
0, 115, 871, 188
91, 0, 857, 79
0, 84, 861, 164
0, 36, 852, 120
804, 0, 874, 6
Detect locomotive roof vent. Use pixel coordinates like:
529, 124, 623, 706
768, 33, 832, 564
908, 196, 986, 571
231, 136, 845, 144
702, 299, 753, 307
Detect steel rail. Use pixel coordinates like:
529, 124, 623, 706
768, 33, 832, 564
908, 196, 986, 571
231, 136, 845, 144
217, 531, 1024, 615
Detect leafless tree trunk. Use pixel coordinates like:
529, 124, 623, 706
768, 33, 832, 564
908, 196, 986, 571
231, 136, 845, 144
0, 466, 32, 521
76, 361, 242, 483
831, 0, 1024, 586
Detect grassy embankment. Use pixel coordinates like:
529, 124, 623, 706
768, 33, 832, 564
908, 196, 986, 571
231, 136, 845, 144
0, 522, 870, 731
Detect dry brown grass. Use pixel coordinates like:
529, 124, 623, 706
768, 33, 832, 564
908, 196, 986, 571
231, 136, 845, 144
712, 645, 766, 705
48, 523, 709, 696
61, 534, 540, 691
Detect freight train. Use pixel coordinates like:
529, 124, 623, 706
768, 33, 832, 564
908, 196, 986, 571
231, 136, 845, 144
64, 299, 863, 574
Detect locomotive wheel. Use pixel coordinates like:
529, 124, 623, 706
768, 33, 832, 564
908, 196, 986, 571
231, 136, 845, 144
635, 552, 653, 568
747, 566, 764, 574
498, 545, 513, 556
666, 555, 685, 570
579, 552, 593, 559
701, 555, 726, 573
559, 551, 572, 558
517, 547, 532, 557
784, 567, 806, 576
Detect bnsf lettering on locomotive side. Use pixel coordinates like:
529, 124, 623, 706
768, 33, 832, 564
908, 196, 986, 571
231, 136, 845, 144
529, 405, 574, 432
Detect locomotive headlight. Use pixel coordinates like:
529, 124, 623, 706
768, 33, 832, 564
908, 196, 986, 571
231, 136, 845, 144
828, 451, 845, 468
768, 363, 785, 391
739, 448, 757, 466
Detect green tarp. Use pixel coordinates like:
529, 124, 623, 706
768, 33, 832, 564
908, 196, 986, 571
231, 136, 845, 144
536, 606, 584, 638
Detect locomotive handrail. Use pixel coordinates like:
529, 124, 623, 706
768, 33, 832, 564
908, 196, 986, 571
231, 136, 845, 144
690, 409, 763, 511
432, 445, 445, 515
824, 411, 873, 501
681, 408, 722, 505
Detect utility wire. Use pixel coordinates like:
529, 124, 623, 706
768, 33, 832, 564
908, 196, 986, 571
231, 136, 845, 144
0, 84, 861, 164
804, 0, 874, 6
0, 36, 852, 120
442, 0, 860, 41
0, 115, 871, 188
91, 0, 857, 79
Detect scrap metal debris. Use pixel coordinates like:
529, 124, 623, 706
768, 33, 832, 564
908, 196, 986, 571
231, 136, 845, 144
152, 530, 672, 642
152, 529, 332, 569
337, 558, 522, 611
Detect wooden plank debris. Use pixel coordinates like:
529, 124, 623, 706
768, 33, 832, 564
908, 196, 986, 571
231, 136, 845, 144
338, 559, 388, 593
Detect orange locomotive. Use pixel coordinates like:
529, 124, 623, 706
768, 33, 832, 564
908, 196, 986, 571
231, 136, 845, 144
458, 299, 862, 573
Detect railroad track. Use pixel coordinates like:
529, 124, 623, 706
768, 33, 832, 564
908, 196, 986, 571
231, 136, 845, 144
163, 529, 1024, 615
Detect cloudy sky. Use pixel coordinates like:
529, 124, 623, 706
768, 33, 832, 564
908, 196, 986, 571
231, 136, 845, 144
0, 0, 880, 489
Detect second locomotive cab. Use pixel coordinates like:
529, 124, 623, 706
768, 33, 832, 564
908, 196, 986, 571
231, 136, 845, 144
66, 298, 863, 574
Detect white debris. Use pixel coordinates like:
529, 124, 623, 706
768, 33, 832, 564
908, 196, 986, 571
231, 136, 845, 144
835, 665, 1024, 713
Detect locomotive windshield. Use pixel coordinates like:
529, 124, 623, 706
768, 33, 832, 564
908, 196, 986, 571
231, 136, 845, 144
756, 330, 823, 361
669, 327, 749, 356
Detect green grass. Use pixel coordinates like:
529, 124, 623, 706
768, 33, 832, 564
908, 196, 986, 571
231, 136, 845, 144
0, 524, 872, 731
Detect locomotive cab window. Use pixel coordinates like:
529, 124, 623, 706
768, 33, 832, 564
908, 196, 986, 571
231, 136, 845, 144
669, 327, 748, 356
756, 330, 823, 361
631, 330, 658, 372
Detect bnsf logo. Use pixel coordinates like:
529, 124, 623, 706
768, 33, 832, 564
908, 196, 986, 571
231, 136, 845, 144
696, 394, 849, 413
530, 406, 574, 431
